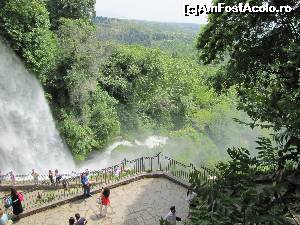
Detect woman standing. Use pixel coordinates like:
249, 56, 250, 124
10, 188, 23, 217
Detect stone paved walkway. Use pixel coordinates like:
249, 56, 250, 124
15, 178, 189, 225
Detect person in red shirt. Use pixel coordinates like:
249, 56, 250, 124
100, 187, 110, 217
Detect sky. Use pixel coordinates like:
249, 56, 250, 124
95, 0, 211, 24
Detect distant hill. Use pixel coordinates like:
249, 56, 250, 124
93, 16, 202, 58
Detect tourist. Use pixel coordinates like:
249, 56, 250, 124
48, 170, 54, 185
9, 172, 15, 185
0, 171, 3, 185
55, 169, 62, 185
62, 179, 69, 190
114, 167, 121, 177
0, 206, 13, 225
186, 189, 197, 217
164, 206, 181, 225
69, 217, 75, 225
100, 187, 111, 217
81, 173, 91, 197
186, 189, 197, 207
31, 169, 39, 185
74, 213, 88, 225
10, 188, 23, 218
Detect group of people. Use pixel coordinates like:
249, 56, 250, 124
0, 171, 16, 186
0, 169, 66, 186
48, 169, 63, 186
68, 213, 87, 225
1, 168, 197, 225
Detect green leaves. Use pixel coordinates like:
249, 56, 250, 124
197, 0, 300, 139
188, 142, 296, 225
59, 111, 98, 160
46, 0, 96, 29
0, 0, 58, 82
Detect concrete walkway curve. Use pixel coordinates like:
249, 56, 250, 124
15, 177, 189, 225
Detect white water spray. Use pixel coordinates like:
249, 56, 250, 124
0, 41, 75, 174
80, 136, 168, 170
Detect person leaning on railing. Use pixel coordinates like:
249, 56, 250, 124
55, 169, 62, 185
48, 170, 54, 185
81, 173, 91, 197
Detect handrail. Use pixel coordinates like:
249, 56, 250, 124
0, 152, 217, 186
0, 153, 217, 214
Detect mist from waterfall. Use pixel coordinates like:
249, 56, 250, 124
0, 41, 75, 174
79, 136, 168, 170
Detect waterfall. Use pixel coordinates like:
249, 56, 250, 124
80, 136, 168, 170
0, 41, 75, 174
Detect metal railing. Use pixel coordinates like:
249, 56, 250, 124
0, 153, 216, 214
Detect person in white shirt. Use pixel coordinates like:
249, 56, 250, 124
164, 206, 181, 225
186, 189, 197, 205
186, 189, 197, 217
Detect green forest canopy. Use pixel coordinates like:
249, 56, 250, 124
0, 0, 263, 164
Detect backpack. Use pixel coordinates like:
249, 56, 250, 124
17, 192, 24, 202
3, 196, 12, 208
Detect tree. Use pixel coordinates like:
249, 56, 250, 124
188, 146, 298, 225
52, 19, 120, 159
46, 0, 96, 29
197, 0, 300, 165
0, 0, 58, 84
194, 1, 300, 224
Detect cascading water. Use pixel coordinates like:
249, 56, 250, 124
80, 136, 168, 170
0, 41, 75, 174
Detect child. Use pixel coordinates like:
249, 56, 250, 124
100, 187, 111, 217
69, 217, 75, 225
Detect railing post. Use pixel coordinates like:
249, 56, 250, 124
134, 161, 136, 174
150, 158, 153, 171
158, 154, 161, 171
